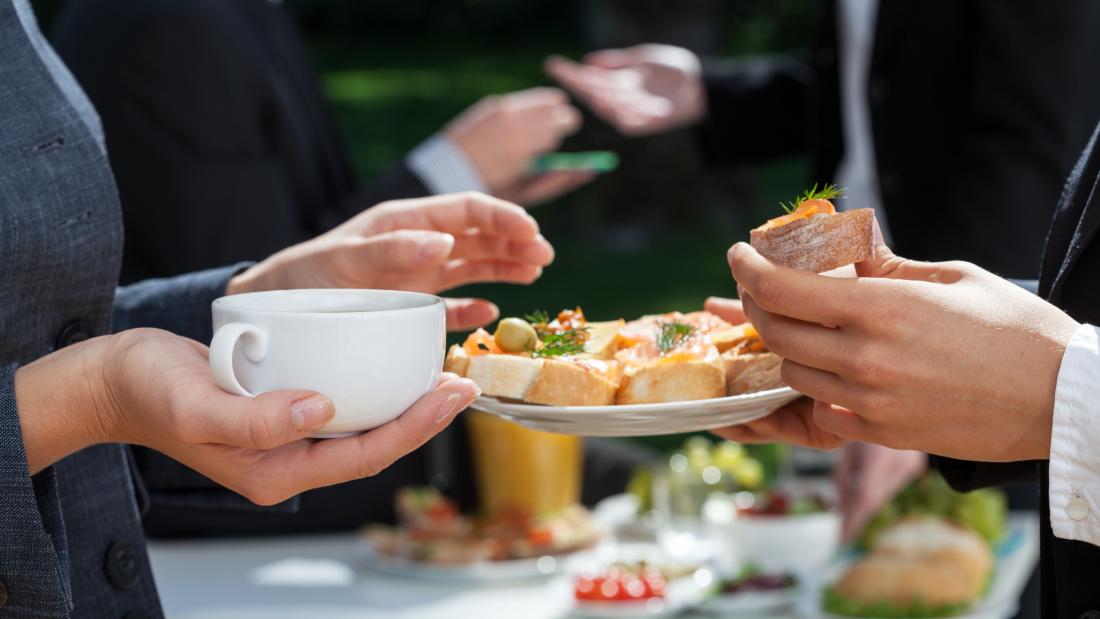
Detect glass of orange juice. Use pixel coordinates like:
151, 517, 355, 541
466, 410, 582, 516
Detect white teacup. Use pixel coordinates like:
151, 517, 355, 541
209, 289, 445, 437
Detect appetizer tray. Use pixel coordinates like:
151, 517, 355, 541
471, 387, 799, 437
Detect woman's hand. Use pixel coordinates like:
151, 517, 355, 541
545, 45, 705, 136
15, 329, 478, 504
228, 192, 555, 331
725, 241, 1079, 462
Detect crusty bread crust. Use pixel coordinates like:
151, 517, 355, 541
616, 358, 726, 405
465, 354, 542, 401
444, 344, 471, 376
750, 208, 875, 273
525, 359, 618, 406
724, 351, 785, 395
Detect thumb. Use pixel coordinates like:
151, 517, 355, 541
202, 390, 336, 450
353, 230, 455, 272
582, 47, 640, 69
855, 243, 968, 284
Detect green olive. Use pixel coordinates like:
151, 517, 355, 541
494, 317, 538, 353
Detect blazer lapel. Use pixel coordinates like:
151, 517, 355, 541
1049, 166, 1100, 302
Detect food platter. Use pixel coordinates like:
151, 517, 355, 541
471, 387, 800, 437
359, 545, 567, 582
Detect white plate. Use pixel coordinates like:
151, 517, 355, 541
471, 387, 800, 437
359, 544, 568, 582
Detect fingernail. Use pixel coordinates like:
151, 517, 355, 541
436, 392, 467, 424
291, 395, 334, 432
418, 234, 453, 260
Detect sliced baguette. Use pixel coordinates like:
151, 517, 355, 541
444, 344, 471, 376
616, 358, 727, 405
525, 358, 619, 406
464, 354, 543, 401
750, 208, 874, 273
723, 350, 785, 394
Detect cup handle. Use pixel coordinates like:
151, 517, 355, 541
209, 322, 269, 397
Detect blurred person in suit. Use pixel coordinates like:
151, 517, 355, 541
549, 3, 1100, 616
53, 0, 593, 285
51, 0, 652, 538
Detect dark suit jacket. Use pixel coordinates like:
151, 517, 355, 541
936, 120, 1100, 618
1, 1, 259, 614
52, 0, 430, 284
698, 0, 1100, 278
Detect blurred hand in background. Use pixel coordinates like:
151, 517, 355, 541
836, 443, 927, 542
546, 44, 705, 137
446, 87, 594, 205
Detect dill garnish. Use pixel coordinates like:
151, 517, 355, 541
657, 321, 695, 353
524, 308, 588, 357
780, 183, 846, 213
530, 329, 588, 357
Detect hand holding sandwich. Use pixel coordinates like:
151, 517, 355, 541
724, 240, 1079, 462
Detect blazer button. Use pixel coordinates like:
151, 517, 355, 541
104, 541, 141, 591
54, 320, 91, 350
0, 579, 8, 608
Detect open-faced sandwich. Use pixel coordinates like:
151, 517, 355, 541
826, 516, 994, 617
750, 184, 875, 273
364, 486, 600, 564
444, 308, 785, 407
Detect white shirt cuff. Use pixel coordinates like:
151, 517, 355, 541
406, 135, 487, 195
1050, 322, 1100, 546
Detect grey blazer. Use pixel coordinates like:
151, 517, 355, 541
0, 2, 245, 616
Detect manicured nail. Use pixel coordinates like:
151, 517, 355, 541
436, 392, 465, 424
418, 233, 454, 260
291, 395, 334, 432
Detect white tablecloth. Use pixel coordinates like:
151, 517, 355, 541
148, 514, 1038, 619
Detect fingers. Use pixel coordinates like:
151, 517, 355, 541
811, 401, 873, 442
188, 388, 336, 451
581, 47, 642, 69
740, 294, 852, 370
778, 359, 866, 411
727, 242, 859, 326
370, 192, 541, 240
444, 298, 500, 331
348, 229, 455, 272
703, 297, 747, 324
449, 231, 555, 266
502, 171, 597, 206
437, 258, 543, 289
292, 377, 480, 490
711, 397, 846, 450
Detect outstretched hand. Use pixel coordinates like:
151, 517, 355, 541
228, 192, 555, 331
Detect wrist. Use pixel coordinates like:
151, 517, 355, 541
14, 336, 121, 473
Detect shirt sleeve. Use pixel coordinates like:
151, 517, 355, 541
405, 134, 487, 195
1050, 322, 1100, 546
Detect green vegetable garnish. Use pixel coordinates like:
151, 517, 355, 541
657, 321, 695, 353
822, 587, 970, 618
524, 308, 588, 357
530, 329, 588, 357
780, 182, 846, 213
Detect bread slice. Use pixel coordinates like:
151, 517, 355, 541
444, 344, 471, 376
465, 354, 543, 401
750, 208, 874, 273
724, 351, 785, 395
525, 358, 618, 406
616, 358, 727, 405
447, 344, 619, 406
